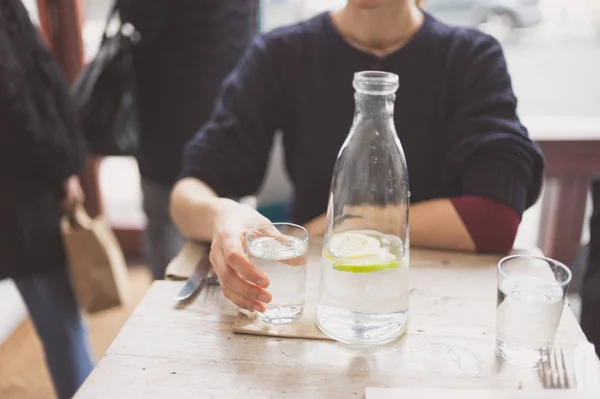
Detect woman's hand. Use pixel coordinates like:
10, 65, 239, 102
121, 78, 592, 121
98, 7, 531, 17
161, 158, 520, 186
61, 175, 85, 212
209, 201, 273, 312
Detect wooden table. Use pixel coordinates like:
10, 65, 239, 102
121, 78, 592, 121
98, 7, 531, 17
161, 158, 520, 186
527, 116, 600, 266
76, 241, 590, 398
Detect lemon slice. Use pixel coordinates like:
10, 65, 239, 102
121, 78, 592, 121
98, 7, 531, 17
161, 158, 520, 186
327, 231, 381, 259
325, 231, 400, 273
333, 253, 400, 273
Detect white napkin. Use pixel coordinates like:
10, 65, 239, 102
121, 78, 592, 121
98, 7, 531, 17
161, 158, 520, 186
574, 341, 600, 391
366, 388, 593, 398
164, 242, 207, 280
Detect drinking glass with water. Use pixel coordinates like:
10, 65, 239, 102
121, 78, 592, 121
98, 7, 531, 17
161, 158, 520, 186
245, 223, 309, 325
496, 255, 572, 367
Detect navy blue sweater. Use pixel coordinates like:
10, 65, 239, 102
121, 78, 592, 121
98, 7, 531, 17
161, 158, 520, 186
181, 12, 544, 225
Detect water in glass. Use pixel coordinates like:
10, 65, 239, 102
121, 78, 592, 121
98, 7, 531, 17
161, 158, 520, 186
496, 255, 571, 366
248, 232, 307, 325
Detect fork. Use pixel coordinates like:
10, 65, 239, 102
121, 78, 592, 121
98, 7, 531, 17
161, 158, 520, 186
540, 348, 571, 389
205, 272, 220, 286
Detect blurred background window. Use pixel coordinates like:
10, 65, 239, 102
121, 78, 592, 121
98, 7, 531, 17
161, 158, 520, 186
21, 0, 40, 25
81, 0, 112, 60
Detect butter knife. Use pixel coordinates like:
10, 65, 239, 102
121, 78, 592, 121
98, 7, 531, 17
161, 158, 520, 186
174, 256, 212, 302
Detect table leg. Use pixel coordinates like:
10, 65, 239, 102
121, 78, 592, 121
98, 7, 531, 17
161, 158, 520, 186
538, 174, 590, 265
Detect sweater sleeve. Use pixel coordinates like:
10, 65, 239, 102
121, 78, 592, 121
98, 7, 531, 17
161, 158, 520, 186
443, 32, 545, 216
180, 35, 283, 198
0, 5, 85, 188
451, 196, 520, 253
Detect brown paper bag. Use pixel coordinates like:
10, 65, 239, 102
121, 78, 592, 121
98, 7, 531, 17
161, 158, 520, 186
61, 206, 128, 314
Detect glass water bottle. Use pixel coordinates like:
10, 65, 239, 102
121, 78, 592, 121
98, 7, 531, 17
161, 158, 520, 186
316, 71, 410, 345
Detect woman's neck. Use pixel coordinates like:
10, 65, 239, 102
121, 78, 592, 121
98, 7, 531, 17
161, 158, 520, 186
332, 2, 423, 56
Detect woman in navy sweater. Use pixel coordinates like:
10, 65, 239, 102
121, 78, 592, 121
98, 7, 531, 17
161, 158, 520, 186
171, 0, 544, 312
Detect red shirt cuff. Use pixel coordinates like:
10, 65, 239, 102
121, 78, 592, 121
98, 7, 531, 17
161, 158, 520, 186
451, 196, 520, 253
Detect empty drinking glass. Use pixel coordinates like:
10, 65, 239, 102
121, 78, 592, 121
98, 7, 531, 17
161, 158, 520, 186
246, 223, 309, 325
496, 255, 572, 367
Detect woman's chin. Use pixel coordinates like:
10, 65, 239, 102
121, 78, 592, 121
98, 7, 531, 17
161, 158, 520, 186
347, 0, 399, 10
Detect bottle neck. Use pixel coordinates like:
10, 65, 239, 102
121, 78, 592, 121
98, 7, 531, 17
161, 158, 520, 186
354, 93, 395, 119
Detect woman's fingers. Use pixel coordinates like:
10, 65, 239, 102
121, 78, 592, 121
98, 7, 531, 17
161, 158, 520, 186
74, 182, 85, 204
219, 266, 271, 302
223, 285, 267, 313
60, 176, 85, 212
61, 194, 75, 212
210, 242, 270, 312
219, 229, 270, 288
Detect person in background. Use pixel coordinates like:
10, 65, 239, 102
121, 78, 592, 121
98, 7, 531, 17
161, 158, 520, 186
171, 0, 545, 312
118, 0, 259, 279
0, 0, 94, 398
581, 176, 600, 356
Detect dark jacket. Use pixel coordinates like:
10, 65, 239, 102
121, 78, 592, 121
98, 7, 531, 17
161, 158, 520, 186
119, 0, 259, 187
581, 176, 600, 356
0, 0, 86, 280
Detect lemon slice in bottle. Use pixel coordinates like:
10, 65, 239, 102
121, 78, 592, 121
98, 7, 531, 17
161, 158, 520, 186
333, 253, 400, 273
324, 231, 400, 273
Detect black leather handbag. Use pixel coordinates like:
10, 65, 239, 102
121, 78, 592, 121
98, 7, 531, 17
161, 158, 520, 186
72, 0, 140, 156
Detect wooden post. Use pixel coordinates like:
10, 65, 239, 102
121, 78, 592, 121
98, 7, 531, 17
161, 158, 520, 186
36, 0, 84, 82
36, 0, 104, 219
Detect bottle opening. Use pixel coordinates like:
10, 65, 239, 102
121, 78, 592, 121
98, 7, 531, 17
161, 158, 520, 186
353, 71, 399, 95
